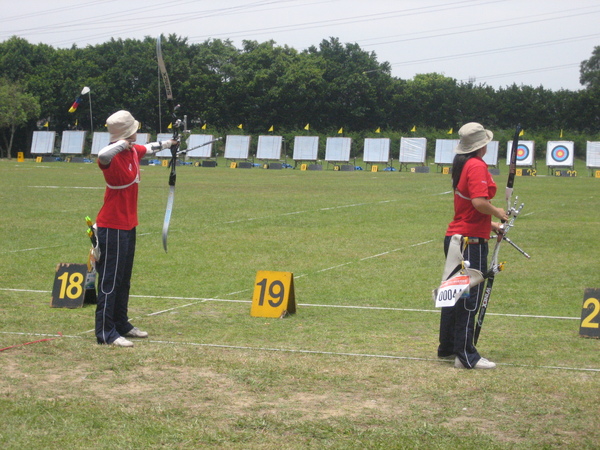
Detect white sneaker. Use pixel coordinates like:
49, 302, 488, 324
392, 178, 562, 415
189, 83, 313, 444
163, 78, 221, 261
111, 336, 134, 347
124, 327, 148, 338
454, 356, 496, 369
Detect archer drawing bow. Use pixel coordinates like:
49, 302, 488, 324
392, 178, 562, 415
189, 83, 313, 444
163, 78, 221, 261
157, 35, 182, 253
474, 124, 530, 345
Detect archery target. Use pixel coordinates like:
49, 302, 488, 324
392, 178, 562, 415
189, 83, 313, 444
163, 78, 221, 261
516, 145, 529, 161
506, 140, 534, 166
546, 141, 574, 167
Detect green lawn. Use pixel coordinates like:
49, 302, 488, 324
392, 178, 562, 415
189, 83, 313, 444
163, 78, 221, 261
0, 157, 598, 449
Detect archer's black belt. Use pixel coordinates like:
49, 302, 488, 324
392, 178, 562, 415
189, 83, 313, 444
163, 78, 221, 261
467, 237, 488, 244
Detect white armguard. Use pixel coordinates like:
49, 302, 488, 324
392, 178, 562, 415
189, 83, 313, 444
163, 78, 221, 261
98, 140, 128, 165
144, 140, 172, 155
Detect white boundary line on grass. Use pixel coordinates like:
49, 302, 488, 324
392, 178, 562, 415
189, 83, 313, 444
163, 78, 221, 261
27, 185, 103, 189
1, 245, 66, 254
0, 288, 580, 321
1, 331, 597, 372
145, 340, 600, 373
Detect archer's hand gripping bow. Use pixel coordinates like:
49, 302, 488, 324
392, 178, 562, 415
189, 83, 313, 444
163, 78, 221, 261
157, 35, 183, 253
473, 124, 531, 345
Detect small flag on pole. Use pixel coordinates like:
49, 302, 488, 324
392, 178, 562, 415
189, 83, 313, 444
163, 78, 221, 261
304, 123, 310, 130
375, 127, 381, 133
338, 127, 343, 134
447, 128, 453, 134
268, 125, 274, 132
168, 123, 172, 129
201, 123, 207, 130
411, 125, 416, 132
44, 121, 49, 128
519, 128, 524, 136
238, 124, 243, 129
560, 129, 563, 138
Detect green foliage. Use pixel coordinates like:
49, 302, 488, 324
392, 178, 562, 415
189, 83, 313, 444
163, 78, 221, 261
0, 78, 41, 158
579, 45, 600, 89
2, 36, 600, 158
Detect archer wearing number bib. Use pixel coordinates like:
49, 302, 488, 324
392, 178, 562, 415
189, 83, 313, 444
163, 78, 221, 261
438, 123, 509, 369
94, 110, 176, 347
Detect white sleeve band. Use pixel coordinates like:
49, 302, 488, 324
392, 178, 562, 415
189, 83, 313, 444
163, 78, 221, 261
98, 140, 128, 165
143, 140, 171, 155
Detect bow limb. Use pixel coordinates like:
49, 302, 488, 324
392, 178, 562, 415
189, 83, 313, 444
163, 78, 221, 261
157, 34, 179, 252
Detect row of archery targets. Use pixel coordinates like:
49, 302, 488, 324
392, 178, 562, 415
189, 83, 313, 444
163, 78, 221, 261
29, 130, 600, 175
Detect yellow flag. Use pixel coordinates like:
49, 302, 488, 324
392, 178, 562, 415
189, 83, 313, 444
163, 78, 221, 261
138, 122, 142, 129
411, 125, 416, 132
375, 127, 381, 133
519, 129, 524, 136
44, 121, 49, 128
75, 119, 78, 126
201, 123, 207, 130
268, 125, 274, 132
238, 124, 243, 129
168, 123, 172, 129
560, 129, 563, 138
338, 127, 343, 134
304, 123, 310, 130
447, 128, 453, 134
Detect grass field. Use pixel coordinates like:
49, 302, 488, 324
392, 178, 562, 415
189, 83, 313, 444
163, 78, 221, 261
1, 157, 599, 449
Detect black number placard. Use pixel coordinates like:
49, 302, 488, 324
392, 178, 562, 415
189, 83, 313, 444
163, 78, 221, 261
580, 288, 600, 338
51, 263, 87, 308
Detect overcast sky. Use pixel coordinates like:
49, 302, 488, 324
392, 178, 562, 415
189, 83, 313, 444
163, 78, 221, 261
2, 0, 599, 91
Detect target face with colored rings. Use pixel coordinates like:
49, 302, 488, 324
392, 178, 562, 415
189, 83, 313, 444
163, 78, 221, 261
516, 144, 529, 161
551, 145, 569, 162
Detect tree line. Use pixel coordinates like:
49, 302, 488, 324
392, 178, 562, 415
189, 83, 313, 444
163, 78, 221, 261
1, 34, 600, 158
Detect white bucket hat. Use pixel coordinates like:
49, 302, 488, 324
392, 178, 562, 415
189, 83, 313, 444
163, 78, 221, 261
106, 110, 139, 142
455, 122, 493, 154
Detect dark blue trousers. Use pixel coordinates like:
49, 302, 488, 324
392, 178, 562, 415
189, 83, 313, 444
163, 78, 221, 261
95, 227, 136, 344
438, 236, 488, 368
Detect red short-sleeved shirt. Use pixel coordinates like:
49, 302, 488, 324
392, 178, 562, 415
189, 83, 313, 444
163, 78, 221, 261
446, 156, 497, 239
96, 144, 147, 230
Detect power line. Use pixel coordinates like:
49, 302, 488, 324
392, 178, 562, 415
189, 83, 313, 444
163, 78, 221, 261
389, 33, 600, 68
460, 62, 581, 85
